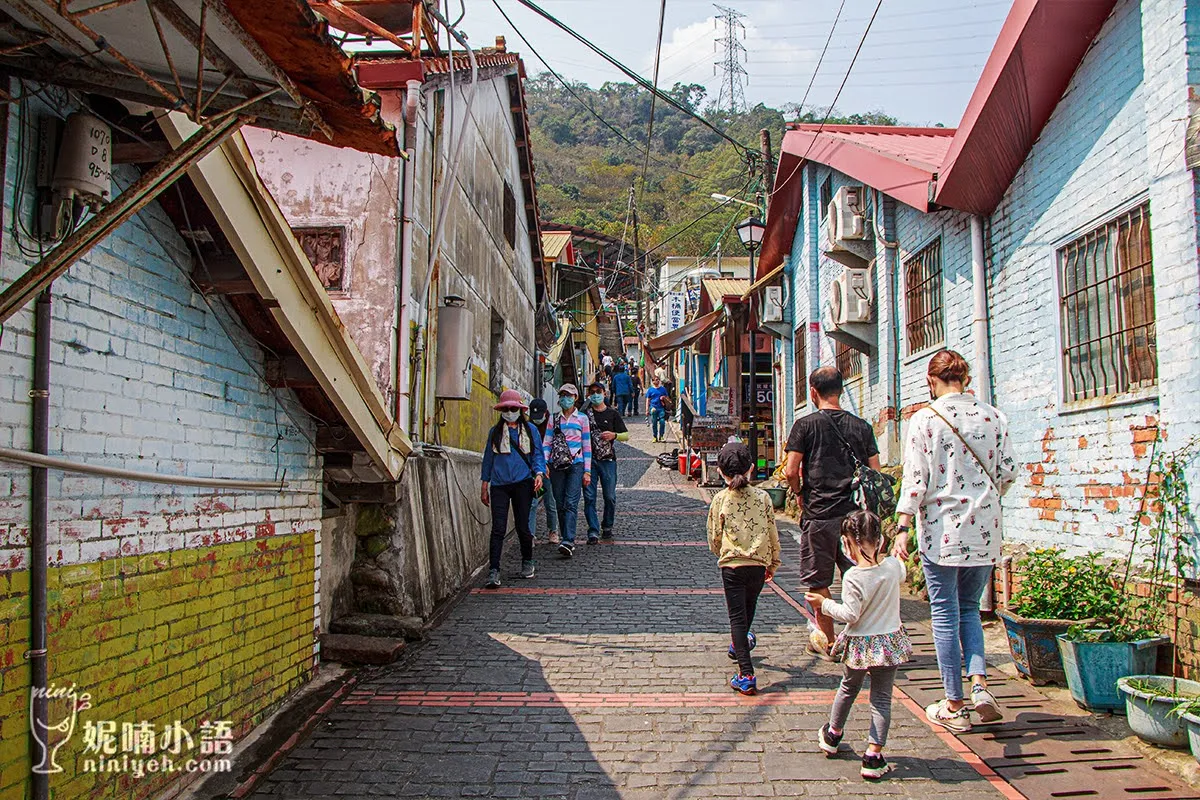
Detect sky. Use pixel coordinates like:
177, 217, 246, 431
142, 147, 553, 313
450, 0, 1013, 127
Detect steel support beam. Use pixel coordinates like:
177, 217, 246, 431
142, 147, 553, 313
0, 114, 246, 324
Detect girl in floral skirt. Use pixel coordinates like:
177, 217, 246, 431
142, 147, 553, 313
805, 510, 912, 780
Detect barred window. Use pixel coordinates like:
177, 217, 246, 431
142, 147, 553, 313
904, 237, 944, 354
819, 175, 833, 219
503, 181, 516, 249
1059, 203, 1156, 402
836, 340, 863, 381
793, 325, 807, 406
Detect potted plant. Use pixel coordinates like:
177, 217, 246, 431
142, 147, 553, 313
997, 549, 1119, 685
1111, 435, 1200, 745
1173, 698, 1200, 764
1059, 626, 1170, 713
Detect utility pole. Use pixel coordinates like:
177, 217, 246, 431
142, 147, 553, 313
713, 5, 748, 114
759, 128, 774, 215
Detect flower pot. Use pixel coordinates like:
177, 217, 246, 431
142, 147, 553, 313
997, 608, 1091, 686
1182, 712, 1200, 765
763, 487, 787, 510
1057, 633, 1170, 713
1117, 675, 1200, 748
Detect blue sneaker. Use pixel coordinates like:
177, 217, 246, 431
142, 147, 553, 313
730, 673, 757, 695
727, 631, 757, 660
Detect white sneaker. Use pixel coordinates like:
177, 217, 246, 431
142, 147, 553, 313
971, 685, 1003, 724
926, 699, 972, 733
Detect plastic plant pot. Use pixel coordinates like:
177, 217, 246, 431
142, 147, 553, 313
1057, 633, 1170, 713
1117, 675, 1200, 749
997, 608, 1090, 686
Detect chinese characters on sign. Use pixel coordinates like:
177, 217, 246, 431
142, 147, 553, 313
660, 292, 686, 335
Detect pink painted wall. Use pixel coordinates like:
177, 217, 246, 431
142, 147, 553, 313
244, 128, 401, 404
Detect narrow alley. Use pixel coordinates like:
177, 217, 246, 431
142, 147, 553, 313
241, 426, 996, 799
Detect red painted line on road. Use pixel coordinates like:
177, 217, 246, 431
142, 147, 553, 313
347, 690, 843, 708
766, 579, 818, 626
472, 587, 723, 595
622, 511, 708, 516
599, 540, 708, 547
229, 673, 360, 799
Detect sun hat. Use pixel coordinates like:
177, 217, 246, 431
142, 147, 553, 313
493, 389, 528, 410
717, 441, 753, 477
558, 383, 579, 397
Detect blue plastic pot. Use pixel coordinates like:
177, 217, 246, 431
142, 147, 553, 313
1117, 675, 1200, 748
1057, 633, 1170, 713
997, 608, 1090, 686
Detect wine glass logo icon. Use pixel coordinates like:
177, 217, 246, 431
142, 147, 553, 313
30, 683, 92, 775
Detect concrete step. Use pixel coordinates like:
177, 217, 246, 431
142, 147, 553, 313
329, 613, 425, 641
319, 633, 406, 665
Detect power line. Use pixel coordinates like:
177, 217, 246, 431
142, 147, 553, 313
793, 0, 845, 133
506, 0, 755, 155
637, 0, 669, 209
493, 0, 708, 181
713, 4, 748, 113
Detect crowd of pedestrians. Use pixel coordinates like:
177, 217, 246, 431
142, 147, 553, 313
479, 348, 1015, 781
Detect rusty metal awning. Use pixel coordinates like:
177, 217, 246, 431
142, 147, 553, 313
0, 0, 398, 156
644, 309, 725, 364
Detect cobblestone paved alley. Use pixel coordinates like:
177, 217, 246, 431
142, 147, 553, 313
246, 425, 1002, 799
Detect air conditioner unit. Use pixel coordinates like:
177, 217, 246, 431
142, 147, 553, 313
761, 285, 784, 324
829, 267, 873, 325
827, 185, 866, 243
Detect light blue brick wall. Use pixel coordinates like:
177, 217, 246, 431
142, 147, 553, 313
0, 97, 321, 569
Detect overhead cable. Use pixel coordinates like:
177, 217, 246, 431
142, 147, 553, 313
506, 0, 754, 155
637, 0, 669, 208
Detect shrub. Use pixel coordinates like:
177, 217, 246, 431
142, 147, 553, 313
1008, 549, 1124, 623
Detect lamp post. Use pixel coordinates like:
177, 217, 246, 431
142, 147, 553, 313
736, 216, 766, 476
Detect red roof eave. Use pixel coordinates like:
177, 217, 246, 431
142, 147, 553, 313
934, 0, 1119, 215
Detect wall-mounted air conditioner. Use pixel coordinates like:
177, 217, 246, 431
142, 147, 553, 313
827, 185, 866, 243
761, 285, 784, 324
829, 267, 873, 326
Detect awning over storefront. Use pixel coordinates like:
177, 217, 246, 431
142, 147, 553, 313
644, 309, 726, 364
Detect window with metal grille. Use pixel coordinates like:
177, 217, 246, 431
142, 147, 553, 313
793, 325, 807, 406
294, 226, 345, 291
904, 237, 944, 354
503, 181, 516, 249
819, 175, 832, 219
836, 340, 863, 380
489, 309, 505, 395
1059, 203, 1156, 402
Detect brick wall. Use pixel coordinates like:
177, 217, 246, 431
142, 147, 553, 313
0, 98, 322, 798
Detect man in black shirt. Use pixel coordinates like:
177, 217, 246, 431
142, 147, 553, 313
584, 381, 629, 543
783, 366, 882, 656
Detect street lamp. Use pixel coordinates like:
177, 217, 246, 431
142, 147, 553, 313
736, 216, 766, 477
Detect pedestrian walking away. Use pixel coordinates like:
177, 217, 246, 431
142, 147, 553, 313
584, 383, 628, 543
544, 384, 592, 558
806, 510, 912, 780
527, 398, 560, 545
892, 350, 1017, 733
630, 369, 643, 417
611, 364, 634, 417
646, 377, 670, 442
480, 390, 545, 588
783, 367, 882, 659
708, 441, 781, 697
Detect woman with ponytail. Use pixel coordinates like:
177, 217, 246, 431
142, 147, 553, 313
707, 441, 780, 696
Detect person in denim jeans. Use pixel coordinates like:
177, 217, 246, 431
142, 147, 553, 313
544, 384, 591, 558
646, 378, 669, 442
583, 382, 629, 543
893, 350, 1017, 734
526, 398, 559, 544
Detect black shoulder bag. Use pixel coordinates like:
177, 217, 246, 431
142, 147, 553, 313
821, 411, 897, 519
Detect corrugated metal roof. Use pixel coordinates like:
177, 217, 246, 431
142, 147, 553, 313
423, 51, 521, 75
542, 231, 573, 261
786, 125, 957, 172
703, 279, 752, 309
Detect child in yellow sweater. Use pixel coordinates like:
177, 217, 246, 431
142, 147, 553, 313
707, 441, 781, 695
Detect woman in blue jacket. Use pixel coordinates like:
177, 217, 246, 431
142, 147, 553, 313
481, 390, 545, 588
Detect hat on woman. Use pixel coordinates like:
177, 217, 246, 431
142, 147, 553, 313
717, 441, 753, 477
558, 383, 579, 397
493, 389, 528, 410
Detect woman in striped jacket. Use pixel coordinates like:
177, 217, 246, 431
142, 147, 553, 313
543, 383, 592, 558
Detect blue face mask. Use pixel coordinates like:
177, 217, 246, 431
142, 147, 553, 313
589, 394, 605, 406
558, 396, 576, 410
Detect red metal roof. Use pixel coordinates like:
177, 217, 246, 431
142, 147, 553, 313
354, 50, 522, 87
934, 0, 1119, 214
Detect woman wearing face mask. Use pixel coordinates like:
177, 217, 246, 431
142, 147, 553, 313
480, 390, 545, 589
892, 350, 1017, 733
584, 382, 629, 543
527, 398, 560, 545
543, 384, 592, 558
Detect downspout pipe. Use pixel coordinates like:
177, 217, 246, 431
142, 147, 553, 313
970, 214, 993, 405
874, 190, 901, 447
394, 79, 421, 433
30, 290, 49, 800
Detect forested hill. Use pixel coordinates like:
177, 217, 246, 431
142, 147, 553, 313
525, 74, 899, 257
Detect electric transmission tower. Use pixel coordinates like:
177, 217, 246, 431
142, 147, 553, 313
713, 4, 748, 114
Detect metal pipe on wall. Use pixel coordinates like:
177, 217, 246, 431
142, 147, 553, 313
29, 290, 49, 800
394, 79, 421, 433
971, 214, 993, 405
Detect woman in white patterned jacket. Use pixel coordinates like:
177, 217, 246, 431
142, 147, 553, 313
891, 350, 1017, 735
